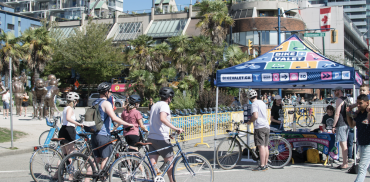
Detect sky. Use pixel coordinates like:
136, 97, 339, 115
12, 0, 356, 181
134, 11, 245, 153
123, 0, 195, 11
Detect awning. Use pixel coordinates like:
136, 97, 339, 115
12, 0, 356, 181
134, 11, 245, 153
147, 19, 188, 38
51, 26, 78, 39
114, 22, 142, 41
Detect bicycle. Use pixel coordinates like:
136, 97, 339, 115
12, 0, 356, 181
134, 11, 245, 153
109, 132, 214, 182
30, 136, 88, 182
57, 127, 133, 182
297, 103, 316, 127
216, 121, 292, 170
39, 114, 85, 145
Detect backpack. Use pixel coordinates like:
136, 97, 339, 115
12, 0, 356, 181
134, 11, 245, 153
84, 100, 106, 133
339, 96, 351, 124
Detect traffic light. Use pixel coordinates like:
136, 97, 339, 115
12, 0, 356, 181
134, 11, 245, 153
248, 39, 252, 50
331, 30, 338, 43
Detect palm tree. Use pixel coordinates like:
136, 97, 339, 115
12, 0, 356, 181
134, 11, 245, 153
158, 67, 177, 87
21, 27, 54, 85
126, 35, 156, 72
151, 42, 170, 72
189, 35, 223, 95
168, 35, 191, 80
194, 0, 234, 46
125, 69, 157, 100
223, 45, 249, 68
0, 31, 23, 87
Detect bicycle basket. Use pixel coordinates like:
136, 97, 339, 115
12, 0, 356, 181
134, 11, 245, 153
46, 117, 56, 127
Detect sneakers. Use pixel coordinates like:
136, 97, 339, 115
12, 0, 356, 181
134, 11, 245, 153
252, 165, 268, 171
348, 159, 354, 163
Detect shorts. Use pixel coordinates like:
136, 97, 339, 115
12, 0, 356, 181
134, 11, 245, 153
22, 101, 29, 107
125, 135, 140, 147
254, 127, 270, 146
91, 134, 113, 158
3, 102, 9, 109
147, 138, 173, 158
58, 126, 76, 145
336, 125, 349, 142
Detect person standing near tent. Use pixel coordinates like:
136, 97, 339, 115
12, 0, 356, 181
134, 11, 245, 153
246, 89, 270, 171
291, 93, 297, 104
346, 94, 370, 182
332, 86, 350, 169
270, 95, 284, 131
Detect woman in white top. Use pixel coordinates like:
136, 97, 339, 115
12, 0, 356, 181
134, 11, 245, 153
58, 92, 83, 155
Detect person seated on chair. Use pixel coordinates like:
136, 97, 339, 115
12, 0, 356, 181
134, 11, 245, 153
321, 105, 335, 133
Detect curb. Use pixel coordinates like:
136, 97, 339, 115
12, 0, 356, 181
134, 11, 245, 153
0, 147, 34, 157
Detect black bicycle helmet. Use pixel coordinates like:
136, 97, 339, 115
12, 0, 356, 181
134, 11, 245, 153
128, 94, 141, 105
159, 87, 174, 100
97, 82, 111, 93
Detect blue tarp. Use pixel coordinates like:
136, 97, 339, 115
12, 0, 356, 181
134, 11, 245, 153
216, 35, 363, 89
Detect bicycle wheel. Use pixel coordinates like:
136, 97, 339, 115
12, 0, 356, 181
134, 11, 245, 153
30, 147, 63, 182
216, 137, 241, 170
109, 155, 154, 182
173, 153, 213, 182
297, 115, 311, 127
307, 115, 316, 127
39, 129, 58, 145
58, 153, 97, 182
267, 137, 292, 169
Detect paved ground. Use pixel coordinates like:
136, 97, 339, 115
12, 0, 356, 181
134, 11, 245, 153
0, 107, 368, 181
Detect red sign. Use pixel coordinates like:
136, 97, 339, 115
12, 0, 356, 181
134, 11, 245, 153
320, 7, 331, 32
111, 84, 131, 92
74, 80, 80, 87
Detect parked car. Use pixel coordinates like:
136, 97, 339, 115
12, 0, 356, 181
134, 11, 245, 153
87, 93, 126, 107
56, 96, 67, 107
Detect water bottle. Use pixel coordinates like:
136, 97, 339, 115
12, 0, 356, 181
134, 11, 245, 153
153, 162, 162, 175
159, 161, 170, 172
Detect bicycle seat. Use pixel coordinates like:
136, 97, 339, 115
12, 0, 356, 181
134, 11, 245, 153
78, 133, 92, 138
51, 138, 65, 141
134, 142, 152, 146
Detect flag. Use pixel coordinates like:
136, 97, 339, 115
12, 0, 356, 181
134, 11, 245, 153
320, 7, 331, 32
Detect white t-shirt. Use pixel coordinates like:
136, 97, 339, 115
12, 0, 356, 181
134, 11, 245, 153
62, 106, 77, 127
251, 100, 270, 129
2, 92, 10, 103
148, 101, 171, 140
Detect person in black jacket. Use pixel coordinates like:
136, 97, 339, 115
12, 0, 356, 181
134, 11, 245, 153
270, 95, 284, 131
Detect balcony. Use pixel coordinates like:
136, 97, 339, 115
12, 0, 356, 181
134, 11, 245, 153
343, 8, 366, 12
327, 1, 366, 6
346, 14, 366, 19
14, 7, 29, 12
358, 28, 367, 32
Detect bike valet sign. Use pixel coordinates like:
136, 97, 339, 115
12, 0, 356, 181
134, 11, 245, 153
218, 35, 360, 85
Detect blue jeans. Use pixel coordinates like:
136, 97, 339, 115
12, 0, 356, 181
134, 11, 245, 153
348, 128, 354, 158
354, 145, 370, 182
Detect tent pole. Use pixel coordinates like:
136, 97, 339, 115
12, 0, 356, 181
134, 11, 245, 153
239, 88, 241, 105
353, 84, 357, 164
214, 87, 219, 168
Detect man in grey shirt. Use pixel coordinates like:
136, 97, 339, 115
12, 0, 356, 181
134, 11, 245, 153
148, 87, 183, 182
246, 89, 270, 171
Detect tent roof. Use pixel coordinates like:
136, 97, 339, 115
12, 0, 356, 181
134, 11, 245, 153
216, 35, 362, 89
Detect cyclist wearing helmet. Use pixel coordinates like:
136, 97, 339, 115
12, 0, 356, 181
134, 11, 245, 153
245, 89, 270, 171
58, 92, 83, 156
148, 87, 183, 182
121, 94, 148, 152
91, 82, 134, 170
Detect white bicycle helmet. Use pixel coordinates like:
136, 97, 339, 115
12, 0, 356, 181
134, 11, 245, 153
66, 92, 80, 101
247, 89, 258, 98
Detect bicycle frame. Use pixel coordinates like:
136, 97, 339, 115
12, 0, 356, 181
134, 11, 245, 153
126, 137, 195, 181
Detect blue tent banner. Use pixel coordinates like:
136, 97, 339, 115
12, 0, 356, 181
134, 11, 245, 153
216, 35, 362, 89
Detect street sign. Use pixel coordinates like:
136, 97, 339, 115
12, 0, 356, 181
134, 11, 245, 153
304, 33, 326, 37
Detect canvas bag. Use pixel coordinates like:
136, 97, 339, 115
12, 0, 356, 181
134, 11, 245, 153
84, 100, 105, 133
306, 149, 321, 163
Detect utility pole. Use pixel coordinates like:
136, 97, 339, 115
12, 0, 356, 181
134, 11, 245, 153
278, 8, 281, 44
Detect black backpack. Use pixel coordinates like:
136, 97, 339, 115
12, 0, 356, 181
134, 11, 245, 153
84, 99, 106, 133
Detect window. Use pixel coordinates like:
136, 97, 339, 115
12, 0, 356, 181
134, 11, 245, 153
18, 21, 21, 27
7, 24, 14, 30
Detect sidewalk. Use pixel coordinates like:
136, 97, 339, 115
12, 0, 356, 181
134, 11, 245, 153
0, 107, 86, 157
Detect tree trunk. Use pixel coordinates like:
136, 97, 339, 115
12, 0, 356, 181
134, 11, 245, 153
4, 70, 9, 88
32, 68, 40, 87
199, 76, 205, 97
